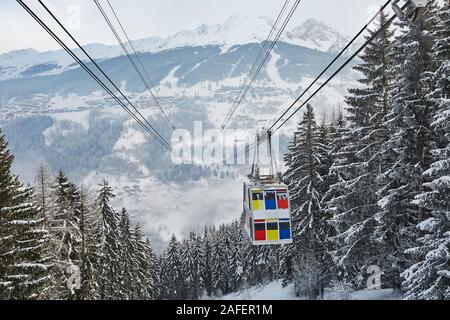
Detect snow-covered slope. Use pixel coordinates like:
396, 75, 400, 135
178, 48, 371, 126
0, 14, 350, 81
220, 281, 297, 300
220, 281, 404, 300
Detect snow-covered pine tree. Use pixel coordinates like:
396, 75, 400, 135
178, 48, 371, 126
281, 112, 329, 287
325, 12, 395, 288
160, 234, 184, 299
323, 108, 347, 174
155, 255, 165, 299
78, 188, 98, 300
243, 232, 278, 287
348, 9, 394, 124
262, 246, 280, 283
181, 232, 202, 299
46, 170, 82, 299
179, 238, 191, 299
145, 237, 159, 300
118, 208, 136, 299
317, 116, 335, 194
192, 233, 204, 297
34, 162, 51, 222
321, 109, 349, 285
282, 104, 333, 298
200, 226, 213, 297
401, 1, 450, 299
95, 181, 121, 300
375, 3, 439, 289
226, 221, 245, 292
242, 237, 262, 287
0, 130, 51, 299
211, 225, 228, 295
321, 108, 347, 206
279, 115, 302, 286
133, 224, 156, 300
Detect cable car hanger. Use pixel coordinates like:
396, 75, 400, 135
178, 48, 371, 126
249, 128, 279, 185
392, 0, 430, 22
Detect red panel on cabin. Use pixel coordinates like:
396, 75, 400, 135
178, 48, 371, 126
255, 223, 266, 241
277, 190, 289, 209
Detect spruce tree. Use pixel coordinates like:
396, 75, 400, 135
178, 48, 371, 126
0, 131, 51, 299
375, 3, 438, 289
211, 227, 228, 295
47, 170, 82, 299
227, 221, 245, 292
321, 109, 348, 284
282, 104, 333, 298
325, 12, 395, 288
160, 234, 184, 299
200, 226, 213, 297
78, 188, 98, 300
181, 232, 202, 299
243, 238, 260, 287
401, 1, 450, 299
34, 162, 51, 222
118, 208, 136, 299
134, 225, 155, 300
95, 181, 121, 300
145, 237, 159, 300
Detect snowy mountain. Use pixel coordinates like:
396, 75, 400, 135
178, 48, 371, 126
0, 15, 352, 81
284, 19, 351, 53
140, 15, 351, 54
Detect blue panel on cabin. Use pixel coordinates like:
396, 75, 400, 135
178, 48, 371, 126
265, 200, 276, 210
279, 222, 291, 240
265, 191, 277, 210
280, 229, 291, 240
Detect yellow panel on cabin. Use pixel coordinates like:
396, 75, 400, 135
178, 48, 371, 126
252, 190, 264, 211
253, 200, 264, 211
267, 230, 279, 241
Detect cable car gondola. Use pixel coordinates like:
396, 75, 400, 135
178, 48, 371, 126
243, 129, 293, 246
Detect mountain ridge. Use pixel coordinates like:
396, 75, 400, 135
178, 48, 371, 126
0, 14, 351, 81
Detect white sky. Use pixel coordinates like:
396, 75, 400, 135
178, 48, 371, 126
0, 0, 389, 54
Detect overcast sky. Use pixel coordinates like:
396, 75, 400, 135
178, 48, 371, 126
0, 0, 390, 54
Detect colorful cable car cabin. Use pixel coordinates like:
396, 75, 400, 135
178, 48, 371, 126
243, 180, 293, 246
243, 128, 293, 245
